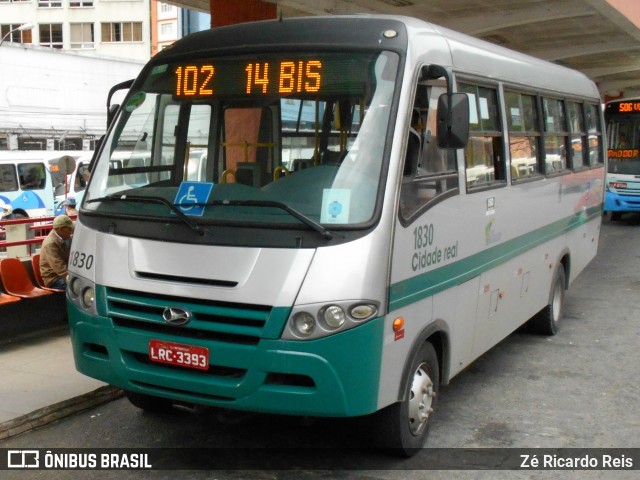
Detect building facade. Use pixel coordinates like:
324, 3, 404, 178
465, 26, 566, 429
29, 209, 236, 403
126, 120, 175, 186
1, 0, 151, 61
151, 1, 210, 56
0, 43, 144, 151
0, 0, 208, 151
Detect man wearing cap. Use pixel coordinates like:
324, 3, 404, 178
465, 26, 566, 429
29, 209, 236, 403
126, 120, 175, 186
40, 214, 74, 289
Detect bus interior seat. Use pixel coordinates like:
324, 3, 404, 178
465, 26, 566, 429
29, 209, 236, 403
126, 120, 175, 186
235, 162, 262, 187
320, 150, 346, 165
291, 158, 313, 171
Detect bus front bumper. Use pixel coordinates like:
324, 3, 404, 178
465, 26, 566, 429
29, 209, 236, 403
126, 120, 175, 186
69, 305, 384, 418
604, 191, 640, 212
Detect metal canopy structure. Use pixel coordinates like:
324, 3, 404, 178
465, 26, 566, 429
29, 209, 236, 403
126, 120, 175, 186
166, 0, 640, 98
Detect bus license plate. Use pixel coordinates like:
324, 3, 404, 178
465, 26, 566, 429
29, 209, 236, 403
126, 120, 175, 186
149, 340, 209, 371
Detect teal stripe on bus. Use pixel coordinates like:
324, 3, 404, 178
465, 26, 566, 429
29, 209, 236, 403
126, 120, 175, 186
389, 206, 601, 311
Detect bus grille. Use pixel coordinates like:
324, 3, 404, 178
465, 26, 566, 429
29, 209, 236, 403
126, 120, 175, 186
105, 287, 271, 346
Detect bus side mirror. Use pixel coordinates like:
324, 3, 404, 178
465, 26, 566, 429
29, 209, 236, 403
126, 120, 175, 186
437, 93, 470, 149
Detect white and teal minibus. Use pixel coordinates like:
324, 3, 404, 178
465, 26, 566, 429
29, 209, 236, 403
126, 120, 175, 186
67, 15, 605, 455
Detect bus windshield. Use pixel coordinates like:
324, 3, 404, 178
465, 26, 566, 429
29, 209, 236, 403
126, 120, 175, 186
84, 50, 399, 234
606, 116, 640, 175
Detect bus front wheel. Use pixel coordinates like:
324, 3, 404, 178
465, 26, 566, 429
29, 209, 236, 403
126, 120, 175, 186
373, 341, 439, 456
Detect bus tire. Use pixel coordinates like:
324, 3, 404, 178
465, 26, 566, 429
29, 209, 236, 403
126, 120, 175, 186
125, 390, 174, 413
530, 265, 566, 336
374, 341, 439, 456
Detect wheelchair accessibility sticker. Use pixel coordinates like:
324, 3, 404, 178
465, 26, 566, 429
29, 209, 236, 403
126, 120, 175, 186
174, 181, 214, 216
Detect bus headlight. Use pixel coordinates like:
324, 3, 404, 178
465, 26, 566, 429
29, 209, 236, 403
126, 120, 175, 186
68, 276, 82, 299
322, 305, 346, 328
67, 274, 97, 315
82, 287, 95, 309
284, 300, 379, 340
292, 312, 316, 336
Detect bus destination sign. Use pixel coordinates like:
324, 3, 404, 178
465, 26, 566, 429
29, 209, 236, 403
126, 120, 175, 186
175, 60, 323, 97
148, 52, 380, 100
612, 101, 640, 113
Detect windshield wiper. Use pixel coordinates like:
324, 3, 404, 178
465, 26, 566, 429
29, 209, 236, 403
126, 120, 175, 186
218, 199, 333, 240
87, 194, 204, 236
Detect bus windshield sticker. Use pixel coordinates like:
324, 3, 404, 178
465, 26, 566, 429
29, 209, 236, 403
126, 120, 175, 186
125, 92, 146, 113
321, 189, 350, 224
174, 181, 214, 216
151, 64, 168, 76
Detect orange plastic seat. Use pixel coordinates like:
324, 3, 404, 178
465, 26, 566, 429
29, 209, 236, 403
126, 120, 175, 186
0, 258, 53, 298
31, 254, 65, 292
0, 292, 21, 305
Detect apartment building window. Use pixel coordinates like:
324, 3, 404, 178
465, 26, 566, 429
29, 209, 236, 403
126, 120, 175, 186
160, 3, 173, 13
160, 22, 174, 36
70, 0, 94, 6
0, 24, 33, 44
40, 24, 63, 49
38, 0, 62, 7
70, 23, 95, 49
101, 22, 142, 43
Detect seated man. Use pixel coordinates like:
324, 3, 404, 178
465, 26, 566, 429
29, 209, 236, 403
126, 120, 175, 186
40, 214, 74, 289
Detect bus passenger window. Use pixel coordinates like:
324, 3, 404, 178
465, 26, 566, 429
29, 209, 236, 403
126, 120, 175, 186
0, 165, 18, 192
585, 103, 603, 166
18, 163, 46, 190
542, 98, 569, 174
567, 102, 587, 170
459, 83, 505, 189
506, 91, 541, 180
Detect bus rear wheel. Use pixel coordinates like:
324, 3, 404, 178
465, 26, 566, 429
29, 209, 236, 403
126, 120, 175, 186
125, 390, 174, 413
373, 341, 439, 456
530, 265, 566, 335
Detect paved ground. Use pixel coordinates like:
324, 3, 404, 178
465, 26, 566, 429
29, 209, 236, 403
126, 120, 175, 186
0, 328, 118, 439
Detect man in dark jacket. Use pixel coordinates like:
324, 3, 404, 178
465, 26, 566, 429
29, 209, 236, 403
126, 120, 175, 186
40, 214, 73, 289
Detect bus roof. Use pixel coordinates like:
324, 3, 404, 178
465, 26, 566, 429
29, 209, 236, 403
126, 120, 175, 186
154, 14, 600, 102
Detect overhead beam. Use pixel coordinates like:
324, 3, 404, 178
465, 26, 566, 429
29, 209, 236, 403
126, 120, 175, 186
444, 1, 596, 35
529, 39, 638, 61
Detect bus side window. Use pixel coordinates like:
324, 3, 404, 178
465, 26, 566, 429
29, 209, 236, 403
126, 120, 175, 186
0, 165, 18, 192
542, 97, 569, 174
459, 83, 506, 189
585, 103, 604, 166
18, 163, 46, 190
506, 91, 542, 179
400, 83, 459, 221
